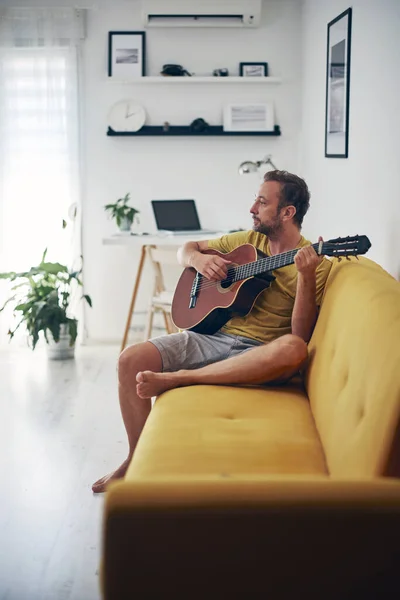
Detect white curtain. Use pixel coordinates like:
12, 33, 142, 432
0, 8, 84, 345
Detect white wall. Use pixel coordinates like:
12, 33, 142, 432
4, 0, 399, 345
300, 0, 400, 278
81, 0, 303, 343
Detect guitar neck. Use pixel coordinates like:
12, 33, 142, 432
233, 243, 319, 281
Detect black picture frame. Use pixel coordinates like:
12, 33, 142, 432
239, 62, 268, 77
325, 8, 352, 158
108, 31, 146, 79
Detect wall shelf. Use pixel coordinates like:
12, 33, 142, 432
107, 125, 281, 137
110, 76, 282, 84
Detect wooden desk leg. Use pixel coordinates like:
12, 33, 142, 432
120, 244, 147, 353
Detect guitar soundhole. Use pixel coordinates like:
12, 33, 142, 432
218, 267, 236, 292
221, 278, 232, 290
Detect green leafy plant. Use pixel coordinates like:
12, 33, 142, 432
0, 249, 92, 350
104, 192, 140, 228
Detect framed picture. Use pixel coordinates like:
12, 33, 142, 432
223, 103, 274, 132
108, 31, 146, 79
325, 8, 352, 158
239, 62, 268, 77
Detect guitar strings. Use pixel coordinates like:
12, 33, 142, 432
193, 248, 301, 292
189, 242, 354, 294
195, 249, 300, 292
193, 243, 346, 293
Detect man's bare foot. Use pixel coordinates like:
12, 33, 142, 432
136, 370, 180, 399
92, 457, 131, 493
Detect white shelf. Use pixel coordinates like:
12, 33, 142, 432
111, 76, 282, 85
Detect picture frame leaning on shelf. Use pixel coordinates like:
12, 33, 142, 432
239, 62, 268, 77
223, 103, 275, 132
108, 31, 146, 79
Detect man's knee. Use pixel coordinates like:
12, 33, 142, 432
118, 341, 162, 384
278, 334, 308, 369
118, 343, 141, 385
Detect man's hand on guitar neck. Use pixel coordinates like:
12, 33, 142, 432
292, 236, 324, 343
294, 236, 324, 279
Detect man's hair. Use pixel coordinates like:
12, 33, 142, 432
263, 170, 310, 228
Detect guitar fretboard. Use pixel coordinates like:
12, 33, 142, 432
232, 243, 319, 282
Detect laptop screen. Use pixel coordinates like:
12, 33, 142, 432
151, 199, 201, 231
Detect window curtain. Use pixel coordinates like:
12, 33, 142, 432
0, 8, 85, 346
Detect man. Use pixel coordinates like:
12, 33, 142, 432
92, 170, 332, 493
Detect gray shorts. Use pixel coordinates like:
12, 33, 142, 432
149, 330, 263, 373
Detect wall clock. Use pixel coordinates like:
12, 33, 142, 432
108, 100, 146, 132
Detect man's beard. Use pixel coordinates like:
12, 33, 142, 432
252, 216, 283, 238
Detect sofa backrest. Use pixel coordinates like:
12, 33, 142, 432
305, 257, 400, 478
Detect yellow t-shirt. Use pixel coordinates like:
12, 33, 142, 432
207, 230, 332, 344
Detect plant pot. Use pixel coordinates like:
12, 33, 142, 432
47, 323, 75, 360
119, 217, 133, 232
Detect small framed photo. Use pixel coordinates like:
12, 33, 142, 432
108, 31, 146, 79
223, 103, 274, 132
239, 62, 268, 77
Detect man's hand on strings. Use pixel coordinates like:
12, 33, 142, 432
192, 253, 232, 281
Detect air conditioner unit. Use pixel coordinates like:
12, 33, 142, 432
142, 0, 262, 28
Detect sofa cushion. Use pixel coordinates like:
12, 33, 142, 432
306, 257, 400, 478
126, 381, 328, 481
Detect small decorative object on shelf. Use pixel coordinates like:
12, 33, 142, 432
163, 121, 170, 132
190, 118, 209, 133
239, 62, 268, 77
160, 64, 192, 76
108, 31, 146, 79
213, 68, 229, 77
223, 103, 274, 132
104, 193, 140, 232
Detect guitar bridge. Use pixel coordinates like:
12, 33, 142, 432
189, 272, 201, 309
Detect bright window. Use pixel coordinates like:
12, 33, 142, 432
0, 46, 81, 343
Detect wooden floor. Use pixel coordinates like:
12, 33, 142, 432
0, 344, 127, 600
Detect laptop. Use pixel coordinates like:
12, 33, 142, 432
151, 199, 219, 235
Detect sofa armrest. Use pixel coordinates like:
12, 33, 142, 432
102, 478, 400, 600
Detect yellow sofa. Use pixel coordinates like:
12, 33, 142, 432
101, 257, 400, 600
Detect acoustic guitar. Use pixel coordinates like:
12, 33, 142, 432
171, 235, 371, 335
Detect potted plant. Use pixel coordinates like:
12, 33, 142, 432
0, 249, 92, 359
104, 192, 140, 232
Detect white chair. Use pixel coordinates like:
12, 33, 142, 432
143, 245, 180, 340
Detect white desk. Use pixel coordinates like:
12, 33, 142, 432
102, 232, 226, 350
102, 232, 222, 246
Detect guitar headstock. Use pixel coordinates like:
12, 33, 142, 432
321, 235, 371, 258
